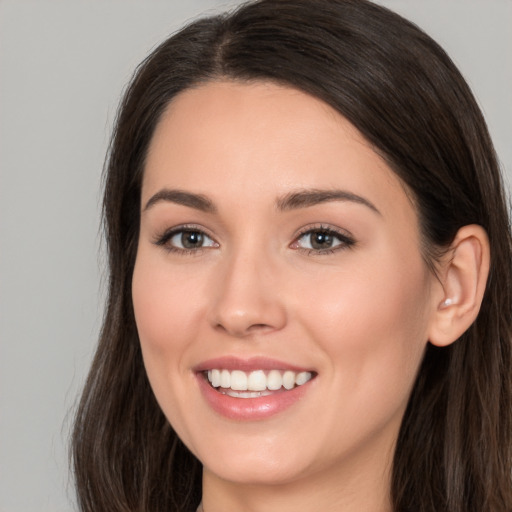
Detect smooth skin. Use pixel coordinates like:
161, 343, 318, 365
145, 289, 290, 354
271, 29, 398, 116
132, 81, 489, 512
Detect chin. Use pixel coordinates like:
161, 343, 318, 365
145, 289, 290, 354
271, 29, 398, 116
186, 425, 315, 485
202, 452, 310, 486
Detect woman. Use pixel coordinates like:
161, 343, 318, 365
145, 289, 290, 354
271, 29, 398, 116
71, 1, 512, 511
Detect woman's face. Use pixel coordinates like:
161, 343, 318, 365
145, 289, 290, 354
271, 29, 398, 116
132, 81, 440, 488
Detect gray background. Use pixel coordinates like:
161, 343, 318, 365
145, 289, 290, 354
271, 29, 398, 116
0, 1, 510, 511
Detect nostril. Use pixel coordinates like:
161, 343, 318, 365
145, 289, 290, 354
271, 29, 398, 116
249, 323, 270, 330
214, 322, 274, 337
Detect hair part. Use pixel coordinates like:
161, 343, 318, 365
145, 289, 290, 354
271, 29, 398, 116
72, 1, 512, 511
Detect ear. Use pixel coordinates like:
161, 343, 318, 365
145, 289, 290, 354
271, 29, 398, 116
428, 224, 490, 347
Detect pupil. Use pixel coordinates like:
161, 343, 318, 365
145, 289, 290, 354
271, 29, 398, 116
182, 231, 203, 249
311, 231, 332, 249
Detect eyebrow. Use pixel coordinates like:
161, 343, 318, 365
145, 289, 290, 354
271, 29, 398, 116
142, 187, 380, 216
143, 189, 217, 213
276, 188, 381, 215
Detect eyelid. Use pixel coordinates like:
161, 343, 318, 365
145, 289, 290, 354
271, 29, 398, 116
152, 222, 354, 256
290, 224, 356, 254
152, 223, 219, 253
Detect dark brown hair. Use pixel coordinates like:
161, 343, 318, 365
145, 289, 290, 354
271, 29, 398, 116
72, 1, 512, 511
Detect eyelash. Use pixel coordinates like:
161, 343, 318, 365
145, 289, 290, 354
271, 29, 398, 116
153, 224, 217, 256
292, 224, 356, 255
153, 224, 356, 256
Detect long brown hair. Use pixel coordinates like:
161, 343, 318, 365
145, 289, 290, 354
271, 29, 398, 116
72, 1, 512, 511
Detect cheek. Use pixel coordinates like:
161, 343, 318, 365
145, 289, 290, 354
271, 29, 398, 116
131, 248, 208, 413
131, 250, 210, 447
132, 251, 206, 357
295, 252, 432, 404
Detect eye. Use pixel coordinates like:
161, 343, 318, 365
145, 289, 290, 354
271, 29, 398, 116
170, 230, 216, 249
293, 226, 355, 254
154, 227, 218, 253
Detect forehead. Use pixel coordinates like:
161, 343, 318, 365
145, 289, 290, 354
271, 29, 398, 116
143, 80, 413, 222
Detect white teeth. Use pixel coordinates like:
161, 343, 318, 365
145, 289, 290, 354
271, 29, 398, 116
247, 370, 267, 391
206, 368, 313, 393
267, 370, 283, 390
210, 369, 221, 387
222, 389, 273, 398
220, 369, 231, 388
295, 371, 311, 386
230, 370, 247, 391
282, 371, 295, 390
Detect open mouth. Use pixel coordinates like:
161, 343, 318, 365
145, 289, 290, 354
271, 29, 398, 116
204, 369, 315, 398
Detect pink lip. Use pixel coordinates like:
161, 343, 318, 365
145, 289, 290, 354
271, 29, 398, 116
194, 356, 316, 421
193, 356, 312, 373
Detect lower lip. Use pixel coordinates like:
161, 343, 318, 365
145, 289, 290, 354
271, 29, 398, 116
196, 373, 313, 421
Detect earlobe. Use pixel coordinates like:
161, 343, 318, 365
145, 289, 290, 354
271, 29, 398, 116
428, 225, 490, 347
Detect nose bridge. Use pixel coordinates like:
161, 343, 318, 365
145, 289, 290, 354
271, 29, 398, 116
209, 240, 286, 337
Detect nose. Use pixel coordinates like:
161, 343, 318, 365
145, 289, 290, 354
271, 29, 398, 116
208, 249, 287, 338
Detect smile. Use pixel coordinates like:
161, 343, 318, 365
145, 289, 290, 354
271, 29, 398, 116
195, 358, 317, 420
206, 369, 314, 398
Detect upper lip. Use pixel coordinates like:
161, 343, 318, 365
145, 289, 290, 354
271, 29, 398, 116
193, 356, 314, 373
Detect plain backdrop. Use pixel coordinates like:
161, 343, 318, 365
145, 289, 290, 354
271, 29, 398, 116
0, 1, 510, 511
